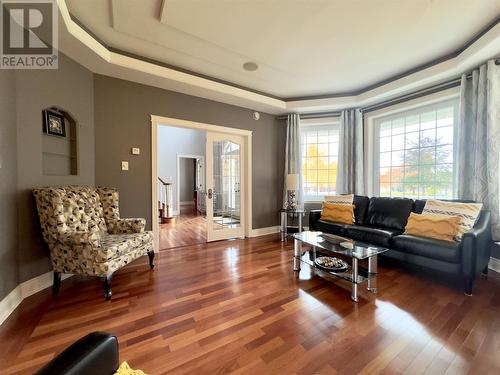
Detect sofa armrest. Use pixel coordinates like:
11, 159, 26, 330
309, 210, 322, 230
59, 231, 101, 248
461, 210, 491, 278
107, 218, 146, 234
35, 332, 119, 375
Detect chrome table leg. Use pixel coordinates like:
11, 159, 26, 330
280, 212, 285, 242
281, 212, 288, 242
352, 258, 358, 302
298, 213, 303, 233
367, 255, 378, 292
293, 238, 301, 271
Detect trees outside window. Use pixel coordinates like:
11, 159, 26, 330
376, 100, 457, 199
301, 125, 339, 201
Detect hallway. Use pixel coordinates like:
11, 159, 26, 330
159, 205, 207, 249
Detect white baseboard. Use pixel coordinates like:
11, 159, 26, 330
489, 257, 500, 274
0, 271, 72, 326
248, 226, 280, 238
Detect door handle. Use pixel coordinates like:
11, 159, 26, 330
208, 189, 213, 199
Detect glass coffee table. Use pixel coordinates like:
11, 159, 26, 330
292, 231, 389, 302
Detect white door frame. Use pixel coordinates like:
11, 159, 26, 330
151, 115, 253, 251
176, 154, 204, 214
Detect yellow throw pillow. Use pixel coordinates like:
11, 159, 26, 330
320, 202, 355, 225
114, 362, 147, 375
404, 213, 461, 242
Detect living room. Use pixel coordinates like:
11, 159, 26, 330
1, 0, 500, 374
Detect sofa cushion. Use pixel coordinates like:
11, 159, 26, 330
392, 234, 461, 263
366, 197, 413, 230
312, 220, 345, 236
95, 232, 154, 262
353, 195, 370, 225
344, 225, 402, 247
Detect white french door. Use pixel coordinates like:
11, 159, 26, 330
206, 132, 246, 241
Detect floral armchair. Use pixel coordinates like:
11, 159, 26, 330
33, 186, 154, 300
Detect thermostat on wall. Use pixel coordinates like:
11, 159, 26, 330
132, 147, 140, 155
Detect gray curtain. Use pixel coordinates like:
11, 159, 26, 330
337, 109, 364, 195
457, 60, 500, 240
283, 114, 302, 208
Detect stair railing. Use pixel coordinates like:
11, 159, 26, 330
158, 177, 173, 220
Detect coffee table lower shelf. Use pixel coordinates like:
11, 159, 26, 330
294, 250, 378, 302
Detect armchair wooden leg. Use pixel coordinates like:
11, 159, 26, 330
103, 275, 113, 301
148, 251, 155, 269
53, 272, 61, 295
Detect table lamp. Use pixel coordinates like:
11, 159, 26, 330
286, 173, 299, 210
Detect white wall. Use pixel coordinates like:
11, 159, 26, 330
157, 126, 205, 214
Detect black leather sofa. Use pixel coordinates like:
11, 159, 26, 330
35, 332, 119, 375
309, 196, 492, 295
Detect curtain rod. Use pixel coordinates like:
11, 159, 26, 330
361, 78, 461, 114
276, 111, 341, 121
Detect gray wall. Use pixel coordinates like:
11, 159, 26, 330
94, 75, 284, 229
157, 126, 205, 212
0, 71, 20, 299
179, 158, 195, 203
15, 54, 95, 283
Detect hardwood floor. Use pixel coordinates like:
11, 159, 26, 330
160, 205, 206, 249
1, 235, 500, 374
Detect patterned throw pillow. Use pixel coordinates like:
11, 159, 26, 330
320, 202, 355, 225
324, 194, 354, 205
422, 199, 483, 240
404, 213, 461, 242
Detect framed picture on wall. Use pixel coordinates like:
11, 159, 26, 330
42, 110, 66, 137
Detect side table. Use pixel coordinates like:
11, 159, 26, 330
279, 208, 306, 242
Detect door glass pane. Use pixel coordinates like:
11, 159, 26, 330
212, 140, 241, 230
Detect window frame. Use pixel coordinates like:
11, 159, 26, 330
299, 117, 341, 203
372, 98, 459, 199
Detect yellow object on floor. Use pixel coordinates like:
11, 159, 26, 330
115, 362, 147, 375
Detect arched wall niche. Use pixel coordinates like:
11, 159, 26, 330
41, 106, 78, 176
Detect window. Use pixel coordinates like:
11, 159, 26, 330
300, 121, 340, 201
374, 100, 458, 199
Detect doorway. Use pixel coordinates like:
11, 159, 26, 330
151, 115, 253, 251
177, 155, 205, 215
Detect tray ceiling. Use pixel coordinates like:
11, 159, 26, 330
66, 0, 500, 99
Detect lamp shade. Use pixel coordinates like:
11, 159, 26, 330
286, 174, 299, 191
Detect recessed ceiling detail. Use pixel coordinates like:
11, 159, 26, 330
243, 62, 258, 72
66, 0, 500, 100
